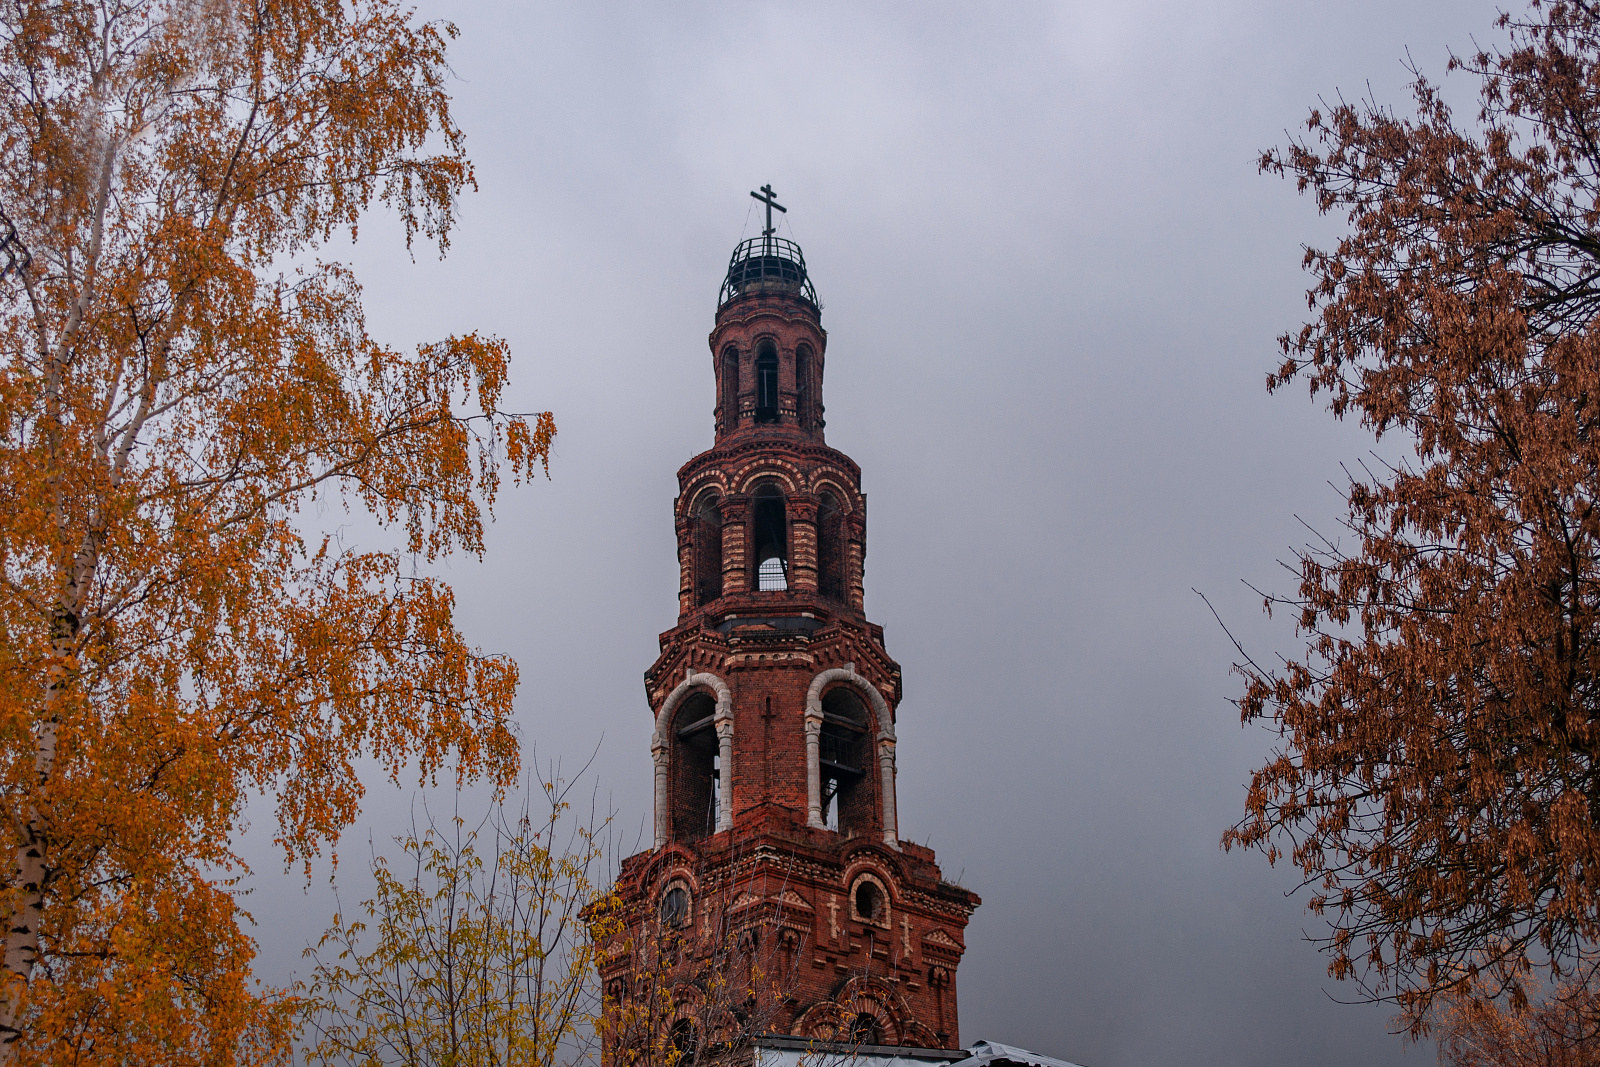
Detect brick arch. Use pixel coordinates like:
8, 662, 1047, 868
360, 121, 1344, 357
808, 473, 861, 511
806, 668, 893, 743
804, 667, 898, 847
677, 477, 729, 521
652, 672, 733, 847
634, 844, 701, 897
789, 975, 912, 1045
841, 854, 903, 904
735, 467, 801, 495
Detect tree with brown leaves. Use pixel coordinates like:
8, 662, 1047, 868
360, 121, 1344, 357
1226, 0, 1600, 1032
1434, 972, 1600, 1066
0, 2, 551, 1064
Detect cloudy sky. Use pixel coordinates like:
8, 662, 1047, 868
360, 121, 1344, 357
240, 3, 1510, 1065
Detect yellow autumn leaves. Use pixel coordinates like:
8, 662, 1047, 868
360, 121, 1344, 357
0, 1, 553, 1063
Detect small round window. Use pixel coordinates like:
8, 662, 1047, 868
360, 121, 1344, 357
659, 885, 690, 928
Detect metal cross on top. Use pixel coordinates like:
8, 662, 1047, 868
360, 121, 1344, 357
750, 184, 786, 238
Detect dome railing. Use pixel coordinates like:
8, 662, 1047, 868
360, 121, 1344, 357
717, 235, 819, 310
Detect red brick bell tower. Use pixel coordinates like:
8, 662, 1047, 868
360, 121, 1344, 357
599, 192, 979, 1062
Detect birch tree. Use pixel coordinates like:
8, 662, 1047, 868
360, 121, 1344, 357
304, 772, 610, 1067
0, 2, 552, 1063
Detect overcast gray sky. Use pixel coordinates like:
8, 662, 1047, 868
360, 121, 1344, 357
240, 4, 1511, 1065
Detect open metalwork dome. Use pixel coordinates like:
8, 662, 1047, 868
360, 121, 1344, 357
718, 236, 819, 310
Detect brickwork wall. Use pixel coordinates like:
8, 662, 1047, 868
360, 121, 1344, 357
602, 824, 980, 1051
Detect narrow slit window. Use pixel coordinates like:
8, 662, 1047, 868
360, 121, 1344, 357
721, 346, 740, 424
796, 345, 812, 428
692, 492, 722, 606
817, 490, 845, 600
755, 342, 778, 422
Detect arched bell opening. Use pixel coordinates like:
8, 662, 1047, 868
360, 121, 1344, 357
817, 489, 846, 601
690, 491, 722, 606
751, 483, 788, 592
670, 691, 719, 842
820, 687, 872, 835
755, 341, 779, 423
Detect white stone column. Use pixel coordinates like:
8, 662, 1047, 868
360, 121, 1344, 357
716, 715, 734, 833
805, 712, 824, 828
878, 738, 898, 848
652, 733, 670, 848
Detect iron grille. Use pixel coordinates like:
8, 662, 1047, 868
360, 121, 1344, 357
757, 556, 788, 592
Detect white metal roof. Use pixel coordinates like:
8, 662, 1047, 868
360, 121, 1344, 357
945, 1040, 1087, 1067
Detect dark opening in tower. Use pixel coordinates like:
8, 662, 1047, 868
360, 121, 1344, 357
817, 490, 845, 601
751, 483, 787, 591
755, 341, 778, 423
820, 687, 870, 834
691, 491, 722, 606
671, 691, 718, 842
669, 1020, 697, 1062
848, 1013, 882, 1046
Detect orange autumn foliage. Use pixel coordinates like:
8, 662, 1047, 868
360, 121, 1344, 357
0, 2, 551, 1065
1227, 0, 1600, 1032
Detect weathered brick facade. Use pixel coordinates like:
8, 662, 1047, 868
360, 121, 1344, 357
601, 234, 979, 1058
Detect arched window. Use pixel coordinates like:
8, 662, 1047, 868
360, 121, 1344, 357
721, 346, 740, 425
669, 1019, 697, 1063
659, 884, 690, 929
817, 490, 845, 601
820, 687, 869, 833
755, 341, 778, 423
848, 1013, 882, 1046
796, 345, 813, 428
854, 881, 883, 923
751, 483, 787, 591
691, 492, 722, 606
671, 691, 719, 842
